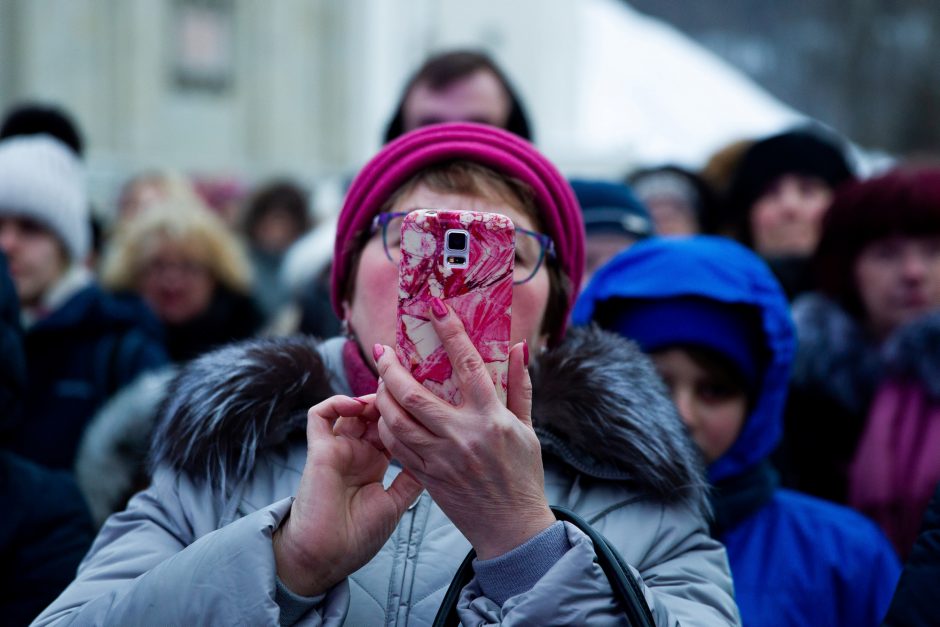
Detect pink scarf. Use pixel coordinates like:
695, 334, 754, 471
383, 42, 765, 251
848, 378, 940, 558
342, 340, 378, 397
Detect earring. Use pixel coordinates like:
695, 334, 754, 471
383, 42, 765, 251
341, 318, 354, 339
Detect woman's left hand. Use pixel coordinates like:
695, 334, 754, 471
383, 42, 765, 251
373, 302, 556, 560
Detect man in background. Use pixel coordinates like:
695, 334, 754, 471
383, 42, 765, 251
383, 49, 533, 143
0, 135, 167, 470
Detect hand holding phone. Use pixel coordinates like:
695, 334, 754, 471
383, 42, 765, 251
395, 209, 514, 405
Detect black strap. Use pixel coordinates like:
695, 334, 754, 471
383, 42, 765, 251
433, 505, 656, 626
433, 547, 477, 627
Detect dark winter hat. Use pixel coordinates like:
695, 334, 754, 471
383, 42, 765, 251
724, 129, 854, 243
609, 297, 764, 391
815, 165, 940, 317
570, 179, 654, 240
383, 50, 533, 143
331, 122, 584, 346
0, 102, 84, 157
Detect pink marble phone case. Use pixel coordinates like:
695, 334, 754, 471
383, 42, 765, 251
396, 210, 514, 405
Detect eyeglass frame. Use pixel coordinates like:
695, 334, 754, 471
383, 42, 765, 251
370, 210, 556, 285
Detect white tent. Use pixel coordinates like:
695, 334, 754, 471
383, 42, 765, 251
551, 0, 806, 175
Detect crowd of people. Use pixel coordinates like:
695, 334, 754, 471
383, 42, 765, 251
0, 48, 938, 626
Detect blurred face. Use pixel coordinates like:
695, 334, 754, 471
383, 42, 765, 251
583, 233, 637, 288
855, 235, 940, 340
138, 238, 215, 325
0, 216, 69, 307
118, 178, 166, 224
252, 207, 305, 255
651, 348, 747, 464
403, 69, 511, 131
345, 184, 551, 366
646, 197, 699, 236
750, 174, 833, 257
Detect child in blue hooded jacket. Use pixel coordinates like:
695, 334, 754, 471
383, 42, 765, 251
573, 236, 901, 626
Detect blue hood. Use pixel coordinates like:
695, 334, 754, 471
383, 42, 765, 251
571, 236, 795, 482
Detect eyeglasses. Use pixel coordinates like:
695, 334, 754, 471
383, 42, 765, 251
142, 258, 209, 281
370, 211, 556, 284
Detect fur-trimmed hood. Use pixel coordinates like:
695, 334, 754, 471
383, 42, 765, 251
792, 293, 940, 414
150, 327, 707, 514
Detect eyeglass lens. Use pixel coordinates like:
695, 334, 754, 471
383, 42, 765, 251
381, 214, 545, 283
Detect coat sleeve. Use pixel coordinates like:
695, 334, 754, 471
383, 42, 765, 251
4, 455, 95, 627
457, 501, 740, 626
883, 483, 940, 627
31, 467, 349, 627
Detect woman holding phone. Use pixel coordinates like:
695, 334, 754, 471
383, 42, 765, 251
35, 124, 738, 626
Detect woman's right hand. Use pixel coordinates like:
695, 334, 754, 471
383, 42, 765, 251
272, 394, 423, 597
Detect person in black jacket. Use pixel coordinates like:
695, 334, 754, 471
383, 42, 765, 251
0, 250, 94, 626
883, 482, 940, 627
0, 135, 168, 469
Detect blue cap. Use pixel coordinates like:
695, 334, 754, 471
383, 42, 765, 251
570, 178, 654, 239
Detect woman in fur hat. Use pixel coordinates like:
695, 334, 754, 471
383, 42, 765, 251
36, 124, 738, 626
784, 166, 940, 558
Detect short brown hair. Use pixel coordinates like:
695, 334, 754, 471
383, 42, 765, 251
383, 50, 532, 143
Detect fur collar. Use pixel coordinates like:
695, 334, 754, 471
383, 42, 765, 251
883, 309, 940, 398
76, 367, 177, 526
792, 294, 940, 413
150, 335, 335, 492
150, 327, 706, 512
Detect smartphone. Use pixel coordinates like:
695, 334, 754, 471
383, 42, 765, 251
395, 209, 514, 406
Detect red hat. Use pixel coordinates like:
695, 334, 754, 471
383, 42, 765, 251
331, 122, 585, 346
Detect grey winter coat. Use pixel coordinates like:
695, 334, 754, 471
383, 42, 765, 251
34, 328, 739, 626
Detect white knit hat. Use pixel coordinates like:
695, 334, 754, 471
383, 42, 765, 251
0, 134, 89, 262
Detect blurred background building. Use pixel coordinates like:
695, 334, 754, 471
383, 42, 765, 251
1, 0, 933, 217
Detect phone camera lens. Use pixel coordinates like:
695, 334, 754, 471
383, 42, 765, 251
447, 232, 467, 250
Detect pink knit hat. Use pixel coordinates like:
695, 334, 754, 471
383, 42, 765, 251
331, 122, 585, 346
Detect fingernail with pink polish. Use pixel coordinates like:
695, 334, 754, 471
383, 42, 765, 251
430, 297, 448, 319
523, 339, 530, 367
373, 343, 385, 361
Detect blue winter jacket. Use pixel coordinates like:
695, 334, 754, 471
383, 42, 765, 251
0, 252, 26, 432
5, 284, 168, 470
573, 236, 902, 626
